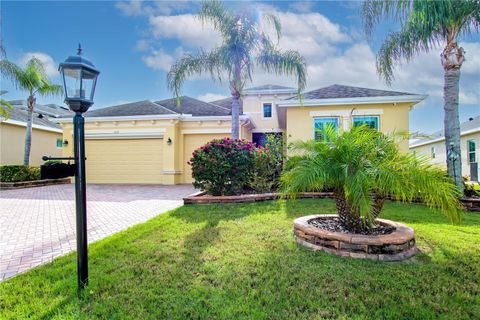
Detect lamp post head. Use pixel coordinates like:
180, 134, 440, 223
59, 44, 100, 113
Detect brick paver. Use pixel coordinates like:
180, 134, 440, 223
0, 184, 195, 281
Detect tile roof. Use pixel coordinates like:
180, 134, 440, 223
5, 108, 62, 129
287, 84, 417, 100
210, 97, 245, 115
9, 100, 73, 118
155, 96, 230, 116
245, 84, 295, 91
85, 100, 176, 117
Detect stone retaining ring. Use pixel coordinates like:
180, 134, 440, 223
294, 214, 417, 261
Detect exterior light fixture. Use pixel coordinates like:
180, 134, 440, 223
58, 44, 100, 292
167, 137, 172, 145
63, 139, 69, 146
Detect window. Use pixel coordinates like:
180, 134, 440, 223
313, 117, 339, 141
431, 147, 436, 159
468, 140, 476, 163
56, 138, 63, 149
352, 116, 379, 130
263, 103, 272, 118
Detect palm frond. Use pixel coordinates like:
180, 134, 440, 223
37, 81, 63, 97
362, 0, 413, 36
256, 46, 307, 93
198, 0, 233, 39
262, 13, 282, 42
167, 47, 228, 105
0, 59, 27, 90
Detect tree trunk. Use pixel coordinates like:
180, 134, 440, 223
441, 41, 464, 192
371, 194, 385, 220
231, 93, 240, 139
334, 190, 364, 233
23, 94, 35, 165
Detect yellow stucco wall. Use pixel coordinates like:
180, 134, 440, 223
410, 131, 480, 178
0, 122, 62, 166
243, 93, 292, 133
285, 103, 412, 152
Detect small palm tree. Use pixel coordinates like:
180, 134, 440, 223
282, 126, 462, 233
168, 0, 307, 139
362, 0, 480, 191
0, 57, 63, 165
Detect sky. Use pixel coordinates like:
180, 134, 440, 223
1, 0, 479, 133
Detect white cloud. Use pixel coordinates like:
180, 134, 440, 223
19, 52, 58, 77
148, 14, 221, 49
288, 1, 315, 13
197, 93, 228, 102
115, 0, 192, 17
142, 49, 175, 72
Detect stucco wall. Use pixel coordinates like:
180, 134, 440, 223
410, 131, 480, 178
0, 123, 62, 166
242, 93, 293, 133
285, 103, 412, 152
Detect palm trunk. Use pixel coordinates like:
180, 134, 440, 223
441, 40, 465, 193
231, 94, 240, 139
334, 190, 364, 233
371, 194, 385, 220
23, 94, 35, 166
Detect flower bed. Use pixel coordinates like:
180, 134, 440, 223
184, 191, 334, 204
0, 177, 70, 190
294, 214, 417, 261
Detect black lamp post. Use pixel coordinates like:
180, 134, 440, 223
59, 44, 99, 291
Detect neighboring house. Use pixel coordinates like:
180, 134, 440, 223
58, 84, 426, 184
410, 116, 480, 180
0, 101, 71, 166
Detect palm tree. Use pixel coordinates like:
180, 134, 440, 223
0, 91, 13, 119
168, 0, 307, 139
0, 57, 63, 165
362, 0, 480, 191
282, 126, 462, 233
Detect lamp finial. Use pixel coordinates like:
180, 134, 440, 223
77, 43, 82, 55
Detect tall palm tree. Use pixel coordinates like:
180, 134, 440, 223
282, 126, 462, 232
362, 0, 480, 191
0, 57, 63, 165
168, 0, 307, 139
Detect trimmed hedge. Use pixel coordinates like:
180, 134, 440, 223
0, 165, 40, 182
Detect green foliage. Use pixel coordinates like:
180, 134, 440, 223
362, 0, 480, 84
281, 126, 463, 226
189, 138, 256, 195
250, 134, 284, 193
0, 165, 40, 182
464, 182, 480, 197
0, 90, 13, 119
1, 200, 479, 319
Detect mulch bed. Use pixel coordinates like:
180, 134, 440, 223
308, 216, 395, 236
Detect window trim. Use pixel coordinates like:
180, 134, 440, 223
351, 115, 380, 131
312, 117, 340, 141
56, 138, 63, 149
431, 146, 436, 159
467, 139, 476, 163
262, 103, 273, 119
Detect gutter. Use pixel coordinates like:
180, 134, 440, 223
277, 95, 428, 107
1, 118, 63, 133
409, 127, 480, 148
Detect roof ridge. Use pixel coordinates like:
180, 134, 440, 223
151, 101, 180, 114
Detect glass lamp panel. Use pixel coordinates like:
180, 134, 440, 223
81, 69, 97, 101
62, 68, 82, 99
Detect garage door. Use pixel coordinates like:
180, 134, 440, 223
183, 134, 229, 184
85, 139, 163, 184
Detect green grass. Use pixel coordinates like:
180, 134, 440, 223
1, 199, 479, 319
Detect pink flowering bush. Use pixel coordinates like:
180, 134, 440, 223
188, 138, 256, 195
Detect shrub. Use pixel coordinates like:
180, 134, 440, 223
250, 134, 284, 193
0, 165, 40, 182
189, 138, 256, 195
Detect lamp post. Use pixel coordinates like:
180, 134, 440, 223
447, 142, 460, 184
59, 44, 100, 291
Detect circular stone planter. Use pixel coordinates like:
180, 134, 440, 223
294, 215, 417, 261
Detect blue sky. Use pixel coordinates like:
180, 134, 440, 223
2, 0, 479, 133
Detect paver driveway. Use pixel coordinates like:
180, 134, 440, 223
0, 184, 196, 281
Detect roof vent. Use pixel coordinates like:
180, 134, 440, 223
469, 117, 474, 121
38, 114, 44, 119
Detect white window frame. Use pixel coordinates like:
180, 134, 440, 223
467, 139, 476, 163
262, 103, 273, 119
312, 117, 339, 141
56, 138, 63, 149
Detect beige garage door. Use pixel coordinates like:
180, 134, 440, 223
183, 134, 229, 184
85, 139, 163, 184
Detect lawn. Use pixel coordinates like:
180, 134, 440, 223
1, 199, 479, 319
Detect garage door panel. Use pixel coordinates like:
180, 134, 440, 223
86, 139, 163, 184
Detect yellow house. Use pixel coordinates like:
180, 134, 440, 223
58, 84, 426, 184
410, 116, 480, 180
0, 104, 67, 166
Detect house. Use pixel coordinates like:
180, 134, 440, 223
57, 84, 426, 184
0, 101, 72, 166
409, 116, 480, 180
